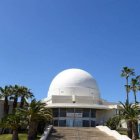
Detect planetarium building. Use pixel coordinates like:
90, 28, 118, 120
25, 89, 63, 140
43, 69, 118, 127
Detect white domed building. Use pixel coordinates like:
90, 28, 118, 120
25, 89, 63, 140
43, 68, 118, 127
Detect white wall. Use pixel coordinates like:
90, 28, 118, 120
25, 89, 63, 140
96, 109, 117, 125
51, 95, 100, 104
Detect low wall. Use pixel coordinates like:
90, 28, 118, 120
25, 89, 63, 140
96, 126, 131, 140
40, 125, 53, 140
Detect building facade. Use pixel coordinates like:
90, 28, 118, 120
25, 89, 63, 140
43, 68, 118, 127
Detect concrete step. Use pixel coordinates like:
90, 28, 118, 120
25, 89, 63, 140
48, 127, 117, 140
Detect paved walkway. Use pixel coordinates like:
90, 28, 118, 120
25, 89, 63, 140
48, 127, 117, 140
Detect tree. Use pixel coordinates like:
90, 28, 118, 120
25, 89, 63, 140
121, 66, 135, 138
10, 85, 21, 112
119, 101, 139, 140
0, 110, 27, 140
106, 116, 120, 130
0, 86, 12, 116
121, 67, 135, 103
130, 76, 140, 140
131, 77, 140, 104
20, 99, 52, 140
19, 86, 33, 108
10, 85, 33, 112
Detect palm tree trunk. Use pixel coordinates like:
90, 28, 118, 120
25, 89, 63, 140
13, 96, 18, 113
12, 129, 18, 140
20, 96, 24, 108
4, 96, 9, 116
134, 91, 137, 104
28, 121, 38, 140
126, 77, 129, 103
132, 121, 139, 140
127, 120, 132, 139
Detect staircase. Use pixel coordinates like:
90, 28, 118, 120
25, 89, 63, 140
48, 127, 117, 140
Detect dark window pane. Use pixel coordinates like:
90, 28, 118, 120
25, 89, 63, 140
53, 120, 58, 126
75, 108, 82, 113
91, 121, 95, 127
83, 120, 89, 127
83, 109, 90, 117
91, 109, 96, 118
60, 108, 66, 117
59, 120, 66, 126
53, 108, 59, 117
67, 108, 74, 113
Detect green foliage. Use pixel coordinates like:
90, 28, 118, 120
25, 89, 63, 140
119, 101, 140, 140
106, 116, 120, 130
0, 134, 41, 140
119, 101, 140, 121
20, 99, 52, 122
19, 99, 52, 140
121, 66, 135, 104
117, 128, 127, 135
131, 77, 140, 103
121, 66, 140, 140
10, 85, 34, 112
0, 85, 13, 116
121, 67, 135, 78
0, 110, 27, 130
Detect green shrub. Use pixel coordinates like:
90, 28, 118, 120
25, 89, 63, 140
105, 116, 120, 130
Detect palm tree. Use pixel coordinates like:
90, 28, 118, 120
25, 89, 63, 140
130, 76, 140, 140
121, 67, 135, 138
121, 67, 135, 103
136, 75, 140, 102
10, 85, 21, 112
20, 99, 52, 140
0, 86, 12, 116
131, 77, 140, 104
0, 110, 27, 140
10, 85, 34, 111
119, 101, 139, 140
19, 86, 34, 108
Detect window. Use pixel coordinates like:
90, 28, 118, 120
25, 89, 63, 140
83, 109, 90, 117
67, 108, 74, 113
59, 120, 66, 126
75, 108, 82, 113
53, 108, 59, 117
83, 120, 89, 127
91, 121, 95, 127
91, 109, 96, 118
53, 120, 58, 126
60, 108, 66, 117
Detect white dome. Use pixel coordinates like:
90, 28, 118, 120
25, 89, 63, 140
48, 69, 100, 99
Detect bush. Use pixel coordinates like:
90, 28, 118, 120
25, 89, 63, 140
105, 116, 120, 130
117, 128, 127, 135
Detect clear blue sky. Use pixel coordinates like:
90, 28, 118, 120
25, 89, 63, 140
0, 0, 140, 102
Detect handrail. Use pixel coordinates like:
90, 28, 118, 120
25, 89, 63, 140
40, 125, 53, 140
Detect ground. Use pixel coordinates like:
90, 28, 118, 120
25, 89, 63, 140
48, 127, 117, 140
0, 133, 41, 140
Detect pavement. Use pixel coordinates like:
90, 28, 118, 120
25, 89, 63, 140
48, 127, 117, 140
